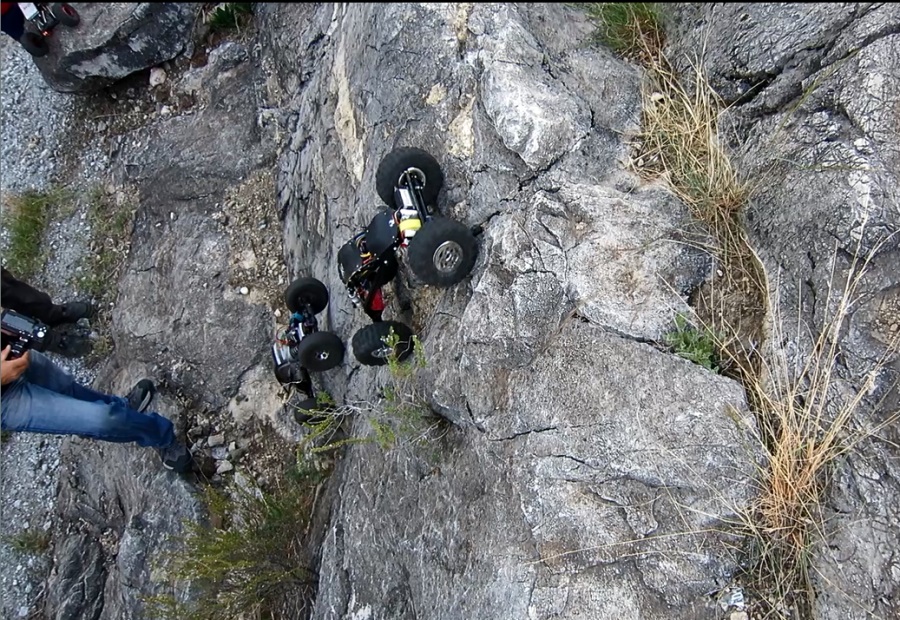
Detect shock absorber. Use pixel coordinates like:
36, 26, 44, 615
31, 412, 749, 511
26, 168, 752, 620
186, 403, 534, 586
397, 208, 421, 247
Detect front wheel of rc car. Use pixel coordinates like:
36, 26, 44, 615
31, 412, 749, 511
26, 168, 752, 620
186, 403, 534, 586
293, 398, 330, 425
284, 277, 329, 314
20, 33, 49, 57
375, 147, 444, 207
51, 3, 80, 27
352, 321, 415, 366
407, 217, 478, 287
296, 331, 345, 372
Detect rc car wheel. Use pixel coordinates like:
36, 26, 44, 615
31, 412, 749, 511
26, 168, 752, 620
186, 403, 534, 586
284, 277, 329, 314
20, 33, 49, 57
407, 217, 478, 287
375, 147, 444, 207
352, 321, 414, 366
50, 3, 80, 27
296, 331, 345, 372
274, 361, 303, 385
293, 397, 330, 425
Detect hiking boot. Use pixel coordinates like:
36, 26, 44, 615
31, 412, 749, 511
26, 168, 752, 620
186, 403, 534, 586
59, 301, 97, 324
156, 441, 193, 473
126, 379, 156, 413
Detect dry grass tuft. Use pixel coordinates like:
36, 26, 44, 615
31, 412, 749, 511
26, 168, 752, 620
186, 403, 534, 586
723, 226, 900, 616
586, 5, 900, 616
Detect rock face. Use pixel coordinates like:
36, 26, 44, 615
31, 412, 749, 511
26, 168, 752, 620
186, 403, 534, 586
33, 3, 199, 94
669, 4, 900, 619
259, 3, 760, 618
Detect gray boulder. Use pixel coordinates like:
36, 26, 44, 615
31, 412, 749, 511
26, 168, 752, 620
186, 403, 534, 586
33, 3, 200, 94
257, 3, 761, 618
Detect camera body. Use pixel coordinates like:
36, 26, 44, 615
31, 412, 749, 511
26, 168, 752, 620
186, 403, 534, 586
1, 309, 49, 359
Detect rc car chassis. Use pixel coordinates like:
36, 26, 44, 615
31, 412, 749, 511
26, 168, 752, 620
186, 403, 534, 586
338, 147, 478, 366
17, 2, 80, 57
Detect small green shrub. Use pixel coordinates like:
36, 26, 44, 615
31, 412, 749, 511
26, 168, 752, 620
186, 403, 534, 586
3, 528, 51, 555
663, 312, 721, 371
206, 3, 253, 33
147, 471, 321, 620
583, 3, 665, 63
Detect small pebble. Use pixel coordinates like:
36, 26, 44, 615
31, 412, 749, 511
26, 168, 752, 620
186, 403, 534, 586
216, 461, 234, 474
240, 286, 249, 295
208, 434, 226, 448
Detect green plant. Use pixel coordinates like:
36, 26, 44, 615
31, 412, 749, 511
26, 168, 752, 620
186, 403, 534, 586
206, 3, 253, 33
2, 188, 71, 280
583, 3, 665, 63
147, 476, 321, 620
3, 528, 51, 555
664, 312, 721, 371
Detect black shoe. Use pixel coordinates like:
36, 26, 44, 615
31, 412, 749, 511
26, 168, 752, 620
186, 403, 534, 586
156, 441, 193, 473
59, 302, 97, 323
43, 332, 93, 358
126, 379, 156, 413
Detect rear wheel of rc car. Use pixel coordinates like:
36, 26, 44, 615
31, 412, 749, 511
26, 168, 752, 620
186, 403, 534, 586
20, 33, 49, 57
284, 277, 329, 314
274, 361, 303, 385
375, 147, 444, 207
351, 321, 415, 366
296, 331, 345, 372
407, 217, 478, 287
293, 398, 330, 425
51, 3, 80, 27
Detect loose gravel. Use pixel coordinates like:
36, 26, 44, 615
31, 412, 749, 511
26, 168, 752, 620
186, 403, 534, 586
1, 36, 100, 619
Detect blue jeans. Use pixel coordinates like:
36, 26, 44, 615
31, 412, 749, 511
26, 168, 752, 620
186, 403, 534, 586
1, 351, 175, 448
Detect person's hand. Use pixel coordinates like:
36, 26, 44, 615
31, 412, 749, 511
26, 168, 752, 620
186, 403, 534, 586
1, 346, 29, 385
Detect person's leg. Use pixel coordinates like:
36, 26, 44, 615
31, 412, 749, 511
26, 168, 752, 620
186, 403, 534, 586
1, 352, 176, 448
1, 267, 60, 325
0, 5, 26, 42
1, 268, 95, 326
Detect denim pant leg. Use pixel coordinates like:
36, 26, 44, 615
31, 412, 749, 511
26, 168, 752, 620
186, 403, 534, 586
0, 351, 175, 448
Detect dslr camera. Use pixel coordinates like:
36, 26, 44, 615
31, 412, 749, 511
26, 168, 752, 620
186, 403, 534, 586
1, 309, 49, 359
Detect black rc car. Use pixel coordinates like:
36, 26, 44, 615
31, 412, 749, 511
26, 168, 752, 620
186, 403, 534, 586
17, 2, 80, 58
271, 277, 345, 420
338, 147, 478, 366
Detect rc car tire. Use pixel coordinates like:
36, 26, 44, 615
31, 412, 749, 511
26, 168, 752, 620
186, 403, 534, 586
293, 397, 330, 425
352, 321, 415, 366
51, 3, 80, 27
375, 147, 444, 207
284, 277, 329, 314
296, 331, 345, 372
407, 217, 477, 286
274, 361, 303, 385
20, 33, 49, 57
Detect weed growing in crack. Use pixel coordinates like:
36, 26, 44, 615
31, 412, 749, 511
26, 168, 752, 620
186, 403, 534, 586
1, 187, 72, 280
205, 2, 253, 34
664, 312, 722, 372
